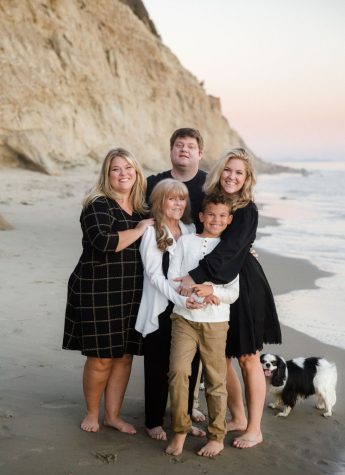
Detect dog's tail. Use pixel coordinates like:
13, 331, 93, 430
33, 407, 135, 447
315, 360, 337, 407
318, 359, 337, 377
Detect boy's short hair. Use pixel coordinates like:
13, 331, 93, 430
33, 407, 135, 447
201, 193, 233, 214
169, 128, 204, 151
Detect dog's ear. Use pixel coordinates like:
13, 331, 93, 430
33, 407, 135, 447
271, 356, 286, 387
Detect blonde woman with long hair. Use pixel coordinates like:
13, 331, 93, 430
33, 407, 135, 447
63, 148, 154, 435
176, 148, 281, 448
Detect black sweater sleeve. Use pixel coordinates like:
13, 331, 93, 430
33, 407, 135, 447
81, 198, 119, 253
189, 201, 258, 285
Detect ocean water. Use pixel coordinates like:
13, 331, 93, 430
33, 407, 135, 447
255, 159, 345, 350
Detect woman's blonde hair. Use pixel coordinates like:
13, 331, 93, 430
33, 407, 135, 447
203, 148, 256, 211
150, 178, 192, 252
83, 148, 147, 213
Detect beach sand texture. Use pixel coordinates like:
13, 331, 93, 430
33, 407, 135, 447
0, 169, 344, 475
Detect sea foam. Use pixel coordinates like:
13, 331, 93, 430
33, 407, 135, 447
256, 159, 345, 350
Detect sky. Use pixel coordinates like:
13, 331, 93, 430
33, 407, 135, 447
144, 0, 345, 163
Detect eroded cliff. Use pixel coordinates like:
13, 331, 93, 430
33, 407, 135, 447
0, 0, 269, 174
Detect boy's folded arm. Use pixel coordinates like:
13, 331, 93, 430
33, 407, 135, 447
211, 275, 240, 304
193, 283, 214, 297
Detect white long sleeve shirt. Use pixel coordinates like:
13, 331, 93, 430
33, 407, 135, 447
135, 222, 195, 337
168, 234, 239, 323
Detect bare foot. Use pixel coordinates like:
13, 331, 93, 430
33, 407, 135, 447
192, 408, 206, 423
189, 426, 206, 437
232, 431, 263, 449
226, 418, 247, 432
146, 426, 167, 441
81, 414, 99, 432
104, 417, 136, 435
165, 433, 187, 456
197, 440, 224, 457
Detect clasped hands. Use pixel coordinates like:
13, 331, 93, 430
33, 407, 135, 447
174, 275, 220, 310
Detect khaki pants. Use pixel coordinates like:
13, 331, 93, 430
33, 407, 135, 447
168, 313, 228, 441
193, 361, 203, 409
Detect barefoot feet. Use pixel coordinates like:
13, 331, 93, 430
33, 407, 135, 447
232, 431, 263, 449
81, 414, 99, 432
104, 416, 136, 434
197, 440, 224, 457
165, 433, 187, 456
226, 418, 247, 432
189, 425, 206, 437
192, 407, 206, 423
146, 426, 167, 441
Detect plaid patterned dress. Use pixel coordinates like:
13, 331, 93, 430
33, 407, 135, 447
63, 197, 144, 357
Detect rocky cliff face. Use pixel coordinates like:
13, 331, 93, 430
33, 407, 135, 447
0, 0, 267, 174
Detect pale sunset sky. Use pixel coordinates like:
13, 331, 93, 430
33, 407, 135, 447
144, 0, 345, 163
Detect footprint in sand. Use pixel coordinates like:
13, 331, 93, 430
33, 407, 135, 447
94, 452, 118, 464
0, 410, 14, 419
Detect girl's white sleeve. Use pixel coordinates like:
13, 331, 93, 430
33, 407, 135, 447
167, 238, 185, 291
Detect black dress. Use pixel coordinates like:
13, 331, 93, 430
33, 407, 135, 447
189, 201, 281, 357
62, 197, 144, 358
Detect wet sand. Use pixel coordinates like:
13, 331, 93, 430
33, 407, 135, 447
0, 169, 344, 475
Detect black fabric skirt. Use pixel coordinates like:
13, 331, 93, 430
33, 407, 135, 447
62, 268, 143, 358
226, 253, 282, 358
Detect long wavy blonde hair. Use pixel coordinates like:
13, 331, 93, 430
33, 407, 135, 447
203, 148, 256, 211
83, 148, 147, 213
150, 179, 192, 252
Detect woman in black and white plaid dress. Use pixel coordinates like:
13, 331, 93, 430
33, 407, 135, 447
63, 148, 154, 434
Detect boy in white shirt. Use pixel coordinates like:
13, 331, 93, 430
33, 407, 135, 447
165, 193, 239, 458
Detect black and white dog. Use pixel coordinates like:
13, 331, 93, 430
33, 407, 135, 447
260, 353, 337, 417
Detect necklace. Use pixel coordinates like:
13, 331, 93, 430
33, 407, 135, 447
170, 227, 181, 240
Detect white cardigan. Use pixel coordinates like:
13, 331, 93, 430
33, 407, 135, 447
135, 222, 195, 337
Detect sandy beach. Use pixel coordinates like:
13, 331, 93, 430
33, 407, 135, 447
0, 169, 344, 475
